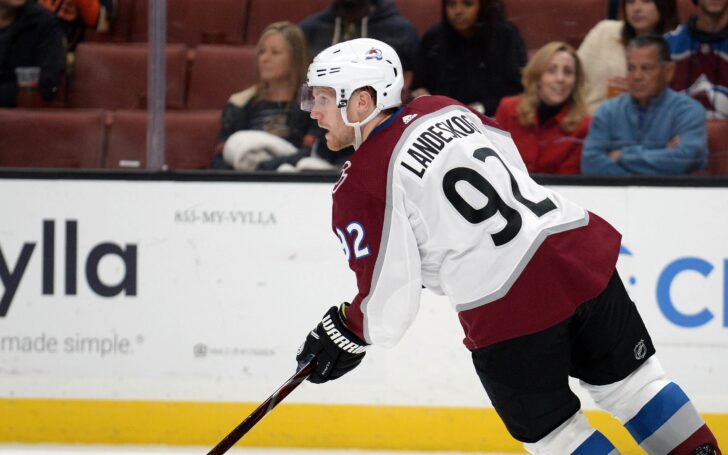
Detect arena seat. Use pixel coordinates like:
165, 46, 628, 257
104, 110, 221, 170
68, 43, 188, 110
130, 0, 248, 46
505, 0, 608, 51
706, 119, 728, 175
0, 109, 105, 168
187, 45, 257, 110
396, 0, 440, 36
244, 0, 331, 44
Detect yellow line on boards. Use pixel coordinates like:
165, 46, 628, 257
1, 399, 726, 453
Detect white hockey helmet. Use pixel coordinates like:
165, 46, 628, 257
301, 38, 404, 148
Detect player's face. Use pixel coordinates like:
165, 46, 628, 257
445, 0, 480, 35
309, 87, 355, 151
626, 45, 673, 107
698, 0, 728, 17
625, 0, 661, 35
538, 50, 577, 107
257, 32, 292, 84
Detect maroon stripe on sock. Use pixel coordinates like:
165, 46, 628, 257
668, 424, 721, 455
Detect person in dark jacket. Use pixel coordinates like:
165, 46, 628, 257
299, 0, 419, 90
411, 0, 527, 116
0, 0, 65, 107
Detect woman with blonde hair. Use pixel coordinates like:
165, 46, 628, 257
495, 41, 590, 175
212, 21, 348, 171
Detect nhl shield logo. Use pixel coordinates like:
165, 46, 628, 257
634, 339, 647, 360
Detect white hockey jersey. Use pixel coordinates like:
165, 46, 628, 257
331, 96, 621, 349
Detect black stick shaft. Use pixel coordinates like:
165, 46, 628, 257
207, 361, 315, 455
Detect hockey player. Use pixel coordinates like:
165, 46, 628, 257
295, 38, 721, 454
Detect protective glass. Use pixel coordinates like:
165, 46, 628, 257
300, 84, 339, 112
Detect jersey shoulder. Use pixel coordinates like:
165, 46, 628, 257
407, 95, 502, 131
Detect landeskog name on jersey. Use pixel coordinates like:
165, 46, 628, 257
399, 114, 483, 179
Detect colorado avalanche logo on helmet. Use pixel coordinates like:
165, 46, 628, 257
364, 47, 383, 61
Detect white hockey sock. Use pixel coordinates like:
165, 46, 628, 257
523, 410, 619, 455
583, 356, 718, 454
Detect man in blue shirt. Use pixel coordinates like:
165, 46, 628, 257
582, 34, 708, 176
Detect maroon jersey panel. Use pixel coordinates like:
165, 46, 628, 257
459, 212, 621, 349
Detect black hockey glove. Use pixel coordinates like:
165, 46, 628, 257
296, 305, 367, 384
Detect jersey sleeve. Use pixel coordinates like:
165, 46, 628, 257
334, 178, 423, 349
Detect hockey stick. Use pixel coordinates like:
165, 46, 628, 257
207, 358, 316, 455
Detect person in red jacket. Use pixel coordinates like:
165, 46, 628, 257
495, 41, 591, 175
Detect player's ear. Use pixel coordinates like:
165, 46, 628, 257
354, 89, 375, 115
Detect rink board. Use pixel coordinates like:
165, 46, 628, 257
2, 398, 727, 453
0, 177, 727, 451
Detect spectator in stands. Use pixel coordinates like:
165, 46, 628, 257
37, 0, 114, 50
411, 0, 527, 116
495, 41, 590, 175
0, 0, 65, 107
212, 21, 350, 171
582, 35, 707, 175
578, 0, 680, 113
665, 0, 728, 119
299, 0, 419, 92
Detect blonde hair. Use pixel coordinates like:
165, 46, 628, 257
253, 21, 311, 102
516, 41, 588, 132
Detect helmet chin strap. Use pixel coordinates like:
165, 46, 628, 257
341, 106, 382, 150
